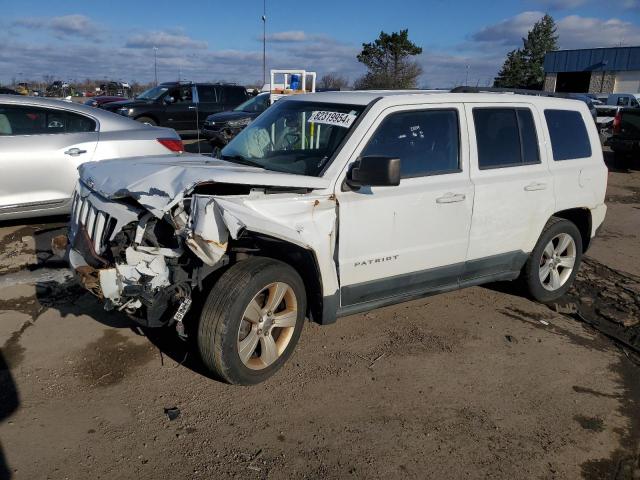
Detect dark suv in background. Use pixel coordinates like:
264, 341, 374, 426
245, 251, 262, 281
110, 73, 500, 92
201, 92, 270, 155
101, 82, 249, 135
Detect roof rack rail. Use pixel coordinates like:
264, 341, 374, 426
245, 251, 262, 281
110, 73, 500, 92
450, 86, 576, 99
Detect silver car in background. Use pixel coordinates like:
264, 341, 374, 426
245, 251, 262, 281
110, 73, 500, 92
0, 95, 184, 221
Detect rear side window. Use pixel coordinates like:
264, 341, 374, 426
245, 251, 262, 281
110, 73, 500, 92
473, 108, 540, 169
544, 110, 592, 161
361, 109, 460, 178
0, 105, 96, 135
220, 87, 248, 106
197, 85, 217, 102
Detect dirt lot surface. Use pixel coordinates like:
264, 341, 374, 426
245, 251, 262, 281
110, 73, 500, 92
0, 156, 639, 480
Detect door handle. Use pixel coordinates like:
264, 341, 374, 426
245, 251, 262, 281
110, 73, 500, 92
188, 106, 197, 110
64, 148, 87, 156
436, 193, 466, 204
524, 182, 547, 191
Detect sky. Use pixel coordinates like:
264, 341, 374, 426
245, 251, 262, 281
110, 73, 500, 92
1, 0, 640, 88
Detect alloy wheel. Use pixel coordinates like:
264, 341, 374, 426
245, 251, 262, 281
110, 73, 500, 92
237, 282, 298, 370
539, 233, 577, 291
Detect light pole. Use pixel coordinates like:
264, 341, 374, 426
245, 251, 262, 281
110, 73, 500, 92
153, 47, 158, 86
465, 65, 470, 86
262, 0, 267, 87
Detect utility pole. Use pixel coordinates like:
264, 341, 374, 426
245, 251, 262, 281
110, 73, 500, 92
465, 65, 470, 86
153, 47, 158, 86
262, 0, 267, 87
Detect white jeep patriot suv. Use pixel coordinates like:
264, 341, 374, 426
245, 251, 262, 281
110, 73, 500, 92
63, 91, 607, 384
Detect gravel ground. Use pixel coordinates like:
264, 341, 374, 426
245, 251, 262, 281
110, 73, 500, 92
0, 155, 638, 480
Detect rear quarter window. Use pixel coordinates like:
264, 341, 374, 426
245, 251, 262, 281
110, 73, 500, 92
544, 109, 592, 161
221, 87, 248, 106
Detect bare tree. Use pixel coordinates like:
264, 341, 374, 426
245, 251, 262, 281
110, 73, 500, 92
319, 73, 349, 90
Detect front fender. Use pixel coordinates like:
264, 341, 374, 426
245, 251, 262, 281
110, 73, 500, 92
186, 194, 340, 302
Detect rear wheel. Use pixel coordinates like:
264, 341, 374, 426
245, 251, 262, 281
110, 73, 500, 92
135, 116, 157, 126
523, 217, 583, 303
197, 257, 306, 385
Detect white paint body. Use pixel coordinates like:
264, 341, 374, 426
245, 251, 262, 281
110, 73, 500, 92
70, 91, 608, 315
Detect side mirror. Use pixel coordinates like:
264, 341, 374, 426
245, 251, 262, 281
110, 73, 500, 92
164, 96, 175, 104
347, 156, 401, 188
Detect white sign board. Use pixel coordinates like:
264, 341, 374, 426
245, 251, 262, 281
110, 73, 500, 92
307, 111, 357, 128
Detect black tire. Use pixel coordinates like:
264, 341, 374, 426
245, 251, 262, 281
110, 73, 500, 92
211, 145, 222, 158
197, 257, 306, 385
135, 116, 157, 126
523, 217, 583, 303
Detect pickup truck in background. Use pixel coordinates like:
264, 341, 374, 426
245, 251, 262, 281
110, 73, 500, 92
595, 94, 640, 139
605, 108, 640, 162
607, 93, 640, 107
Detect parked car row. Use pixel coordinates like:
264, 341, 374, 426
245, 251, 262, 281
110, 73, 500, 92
100, 81, 250, 135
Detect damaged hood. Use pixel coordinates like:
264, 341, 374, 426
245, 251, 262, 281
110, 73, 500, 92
78, 154, 330, 217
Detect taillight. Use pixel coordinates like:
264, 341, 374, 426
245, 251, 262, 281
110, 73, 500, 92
613, 111, 622, 134
157, 138, 184, 152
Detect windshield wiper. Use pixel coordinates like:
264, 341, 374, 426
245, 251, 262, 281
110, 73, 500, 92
220, 154, 264, 169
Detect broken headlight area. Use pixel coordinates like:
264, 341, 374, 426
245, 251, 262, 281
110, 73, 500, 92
69, 187, 232, 328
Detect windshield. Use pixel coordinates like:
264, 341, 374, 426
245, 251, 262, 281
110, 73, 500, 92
220, 100, 364, 176
234, 94, 269, 113
136, 86, 168, 100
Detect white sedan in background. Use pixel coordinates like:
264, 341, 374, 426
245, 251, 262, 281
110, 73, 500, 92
0, 95, 184, 221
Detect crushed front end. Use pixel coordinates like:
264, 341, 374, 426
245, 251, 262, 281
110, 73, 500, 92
66, 181, 225, 329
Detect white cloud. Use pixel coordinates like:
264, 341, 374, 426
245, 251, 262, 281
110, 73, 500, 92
557, 15, 640, 48
417, 51, 505, 88
620, 0, 640, 8
0, 30, 364, 87
533, 0, 639, 8
533, 0, 588, 9
266, 31, 308, 42
472, 11, 640, 50
125, 31, 208, 50
13, 14, 101, 39
472, 11, 545, 45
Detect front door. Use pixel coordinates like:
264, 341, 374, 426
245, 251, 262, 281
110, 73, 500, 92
0, 104, 98, 215
165, 85, 197, 132
335, 104, 474, 308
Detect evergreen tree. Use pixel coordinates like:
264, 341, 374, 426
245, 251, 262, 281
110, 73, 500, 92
356, 30, 423, 89
493, 14, 558, 90
494, 49, 527, 88
522, 14, 559, 89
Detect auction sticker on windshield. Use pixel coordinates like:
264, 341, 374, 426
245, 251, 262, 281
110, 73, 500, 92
308, 111, 357, 128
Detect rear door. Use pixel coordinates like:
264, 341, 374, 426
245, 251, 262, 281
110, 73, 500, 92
219, 86, 249, 112
195, 85, 221, 125
0, 104, 98, 215
464, 103, 555, 276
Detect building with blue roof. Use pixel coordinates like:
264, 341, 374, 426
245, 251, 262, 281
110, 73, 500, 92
543, 46, 640, 93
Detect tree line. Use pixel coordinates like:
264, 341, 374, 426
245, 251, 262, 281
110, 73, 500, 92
322, 14, 558, 91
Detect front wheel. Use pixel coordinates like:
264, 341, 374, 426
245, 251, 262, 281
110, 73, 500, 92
197, 257, 306, 385
523, 217, 583, 303
210, 145, 222, 158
